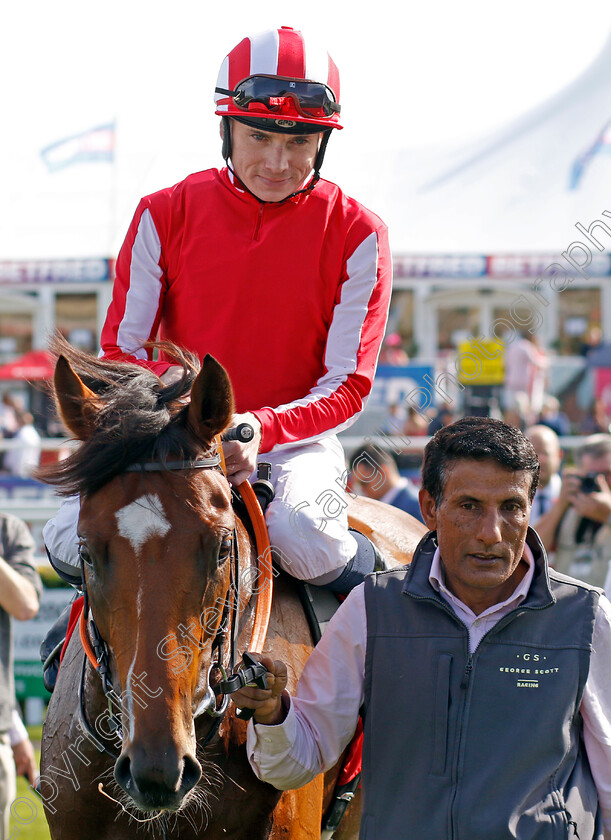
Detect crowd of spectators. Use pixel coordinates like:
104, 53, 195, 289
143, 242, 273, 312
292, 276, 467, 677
350, 391, 611, 603
0, 393, 41, 479
348, 326, 611, 599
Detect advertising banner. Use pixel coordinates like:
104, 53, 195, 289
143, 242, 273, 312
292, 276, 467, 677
372, 364, 435, 411
595, 367, 611, 416
14, 587, 74, 699
457, 339, 504, 386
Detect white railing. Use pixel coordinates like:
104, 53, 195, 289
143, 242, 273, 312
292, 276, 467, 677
0, 437, 73, 452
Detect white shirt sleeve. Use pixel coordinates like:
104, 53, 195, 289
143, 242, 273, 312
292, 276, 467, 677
9, 708, 27, 747
246, 584, 367, 790
581, 594, 611, 838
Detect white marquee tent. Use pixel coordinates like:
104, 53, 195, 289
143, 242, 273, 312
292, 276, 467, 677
352, 34, 611, 254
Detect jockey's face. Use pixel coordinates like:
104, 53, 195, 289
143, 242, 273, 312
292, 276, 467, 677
229, 119, 322, 202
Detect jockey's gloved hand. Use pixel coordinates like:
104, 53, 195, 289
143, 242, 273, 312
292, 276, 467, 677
223, 412, 262, 486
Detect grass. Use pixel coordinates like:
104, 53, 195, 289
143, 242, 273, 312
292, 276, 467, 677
12, 570, 70, 839
9, 725, 51, 840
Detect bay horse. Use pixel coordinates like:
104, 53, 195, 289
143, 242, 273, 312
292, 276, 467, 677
38, 339, 425, 840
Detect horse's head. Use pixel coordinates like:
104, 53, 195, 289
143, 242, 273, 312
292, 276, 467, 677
51, 345, 238, 813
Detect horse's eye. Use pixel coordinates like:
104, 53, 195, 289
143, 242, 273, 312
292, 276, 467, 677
218, 536, 233, 564
78, 540, 92, 565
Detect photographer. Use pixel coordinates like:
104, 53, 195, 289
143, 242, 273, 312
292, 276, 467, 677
536, 433, 611, 590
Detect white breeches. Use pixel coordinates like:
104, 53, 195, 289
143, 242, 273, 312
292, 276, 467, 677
262, 436, 357, 581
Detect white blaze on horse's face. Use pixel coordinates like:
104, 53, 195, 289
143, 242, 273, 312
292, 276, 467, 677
115, 494, 171, 554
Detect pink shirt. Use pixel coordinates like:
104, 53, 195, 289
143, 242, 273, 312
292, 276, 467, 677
247, 548, 611, 835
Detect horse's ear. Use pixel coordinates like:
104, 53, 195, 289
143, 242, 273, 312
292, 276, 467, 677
54, 355, 100, 440
187, 355, 234, 441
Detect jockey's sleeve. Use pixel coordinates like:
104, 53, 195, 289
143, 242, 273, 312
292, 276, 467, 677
100, 202, 172, 377
252, 227, 392, 453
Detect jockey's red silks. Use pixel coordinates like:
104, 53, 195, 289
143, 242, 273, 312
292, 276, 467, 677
338, 717, 363, 785
59, 595, 85, 663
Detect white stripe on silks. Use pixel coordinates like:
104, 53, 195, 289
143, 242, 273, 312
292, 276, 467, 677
215, 56, 230, 111
302, 29, 331, 85
323, 231, 379, 379
273, 390, 332, 415
269, 232, 380, 447
250, 28, 279, 75
116, 208, 163, 361
274, 230, 379, 416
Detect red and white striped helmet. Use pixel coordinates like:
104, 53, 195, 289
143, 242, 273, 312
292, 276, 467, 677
214, 26, 343, 132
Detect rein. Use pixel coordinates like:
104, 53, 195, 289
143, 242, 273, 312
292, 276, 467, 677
233, 479, 273, 654
78, 438, 274, 756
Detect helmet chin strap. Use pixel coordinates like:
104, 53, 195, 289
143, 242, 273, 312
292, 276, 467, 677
221, 117, 332, 203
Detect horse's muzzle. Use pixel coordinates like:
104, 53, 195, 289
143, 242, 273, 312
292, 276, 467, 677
114, 746, 202, 811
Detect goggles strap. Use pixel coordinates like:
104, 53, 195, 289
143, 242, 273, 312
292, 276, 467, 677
221, 116, 231, 162
313, 129, 332, 177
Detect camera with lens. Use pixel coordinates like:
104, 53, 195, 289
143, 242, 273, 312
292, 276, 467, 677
579, 473, 601, 494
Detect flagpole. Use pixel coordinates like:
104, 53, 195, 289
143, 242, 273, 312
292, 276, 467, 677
108, 119, 119, 256
107, 143, 164, 256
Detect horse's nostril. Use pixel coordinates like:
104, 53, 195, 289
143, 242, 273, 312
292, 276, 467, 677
114, 749, 201, 808
182, 754, 202, 793
114, 753, 133, 794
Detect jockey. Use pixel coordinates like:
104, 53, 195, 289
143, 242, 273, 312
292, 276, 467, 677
43, 26, 392, 593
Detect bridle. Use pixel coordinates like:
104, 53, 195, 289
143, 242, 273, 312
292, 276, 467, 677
77, 439, 273, 759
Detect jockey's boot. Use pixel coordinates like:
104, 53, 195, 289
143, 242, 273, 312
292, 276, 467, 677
40, 600, 74, 693
318, 530, 387, 594
300, 531, 389, 639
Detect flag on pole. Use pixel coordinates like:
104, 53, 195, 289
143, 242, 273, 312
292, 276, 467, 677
41, 122, 116, 173
569, 118, 611, 190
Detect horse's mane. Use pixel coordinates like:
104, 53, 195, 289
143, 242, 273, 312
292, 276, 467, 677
37, 334, 208, 497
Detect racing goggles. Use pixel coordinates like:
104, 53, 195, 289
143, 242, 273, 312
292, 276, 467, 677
216, 75, 340, 120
